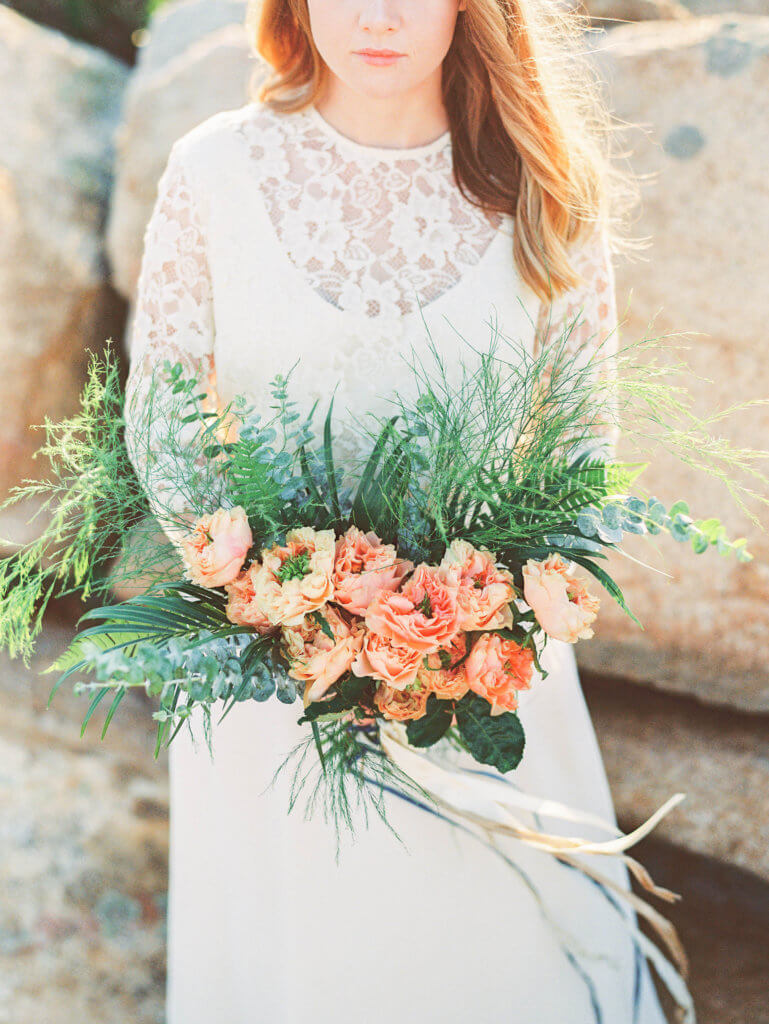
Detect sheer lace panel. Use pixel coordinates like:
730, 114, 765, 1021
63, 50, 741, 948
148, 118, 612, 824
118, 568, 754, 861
237, 103, 504, 320
124, 139, 223, 549
533, 222, 620, 459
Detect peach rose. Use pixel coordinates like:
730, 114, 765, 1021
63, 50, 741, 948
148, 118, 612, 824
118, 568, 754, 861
250, 526, 335, 627
374, 683, 429, 722
224, 564, 277, 634
464, 632, 534, 714
280, 605, 364, 703
416, 631, 470, 701
438, 539, 515, 631
180, 506, 252, 589
332, 525, 413, 617
365, 563, 459, 654
351, 631, 424, 690
522, 553, 600, 643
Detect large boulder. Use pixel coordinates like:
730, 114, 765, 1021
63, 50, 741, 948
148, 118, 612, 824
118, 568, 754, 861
679, 0, 769, 14
134, 0, 248, 75
575, 0, 768, 20
576, 16, 769, 712
106, 1, 260, 300
585, 675, 769, 884
3, 0, 144, 63
578, 0, 693, 22
0, 9, 128, 539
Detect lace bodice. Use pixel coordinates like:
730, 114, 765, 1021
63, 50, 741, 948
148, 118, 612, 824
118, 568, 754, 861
247, 103, 504, 319
124, 100, 619, 546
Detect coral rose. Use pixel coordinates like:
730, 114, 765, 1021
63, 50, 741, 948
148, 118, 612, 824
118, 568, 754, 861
250, 526, 335, 627
224, 564, 277, 634
365, 563, 459, 654
438, 539, 515, 631
332, 525, 413, 617
374, 683, 429, 722
416, 632, 470, 701
464, 633, 534, 715
280, 605, 364, 703
522, 553, 600, 643
351, 631, 424, 690
180, 506, 252, 589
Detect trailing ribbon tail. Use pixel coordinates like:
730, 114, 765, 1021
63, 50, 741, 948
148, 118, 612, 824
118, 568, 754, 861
378, 721, 696, 1024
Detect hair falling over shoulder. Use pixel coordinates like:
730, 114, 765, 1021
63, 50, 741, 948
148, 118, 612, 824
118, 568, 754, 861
244, 0, 644, 305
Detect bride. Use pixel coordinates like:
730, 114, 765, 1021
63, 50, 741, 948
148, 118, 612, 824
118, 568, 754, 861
124, 0, 672, 1021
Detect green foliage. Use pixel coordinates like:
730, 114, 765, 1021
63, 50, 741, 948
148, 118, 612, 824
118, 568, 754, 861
273, 718, 436, 856
454, 692, 526, 774
350, 417, 412, 544
575, 495, 752, 561
299, 675, 375, 724
0, 342, 153, 664
405, 695, 454, 748
220, 368, 322, 546
1, 311, 767, 841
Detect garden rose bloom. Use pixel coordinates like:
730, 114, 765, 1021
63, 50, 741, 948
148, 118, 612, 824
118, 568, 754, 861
438, 539, 515, 631
180, 506, 252, 588
351, 631, 424, 690
374, 683, 429, 722
365, 563, 459, 654
281, 605, 364, 703
464, 632, 534, 714
224, 564, 276, 634
332, 525, 413, 617
251, 527, 335, 627
522, 553, 600, 643
416, 631, 470, 700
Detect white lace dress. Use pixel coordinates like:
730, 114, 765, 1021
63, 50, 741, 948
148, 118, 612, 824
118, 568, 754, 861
124, 100, 668, 1024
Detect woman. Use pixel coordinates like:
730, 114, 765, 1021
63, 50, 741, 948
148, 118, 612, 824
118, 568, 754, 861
125, 1, 669, 1021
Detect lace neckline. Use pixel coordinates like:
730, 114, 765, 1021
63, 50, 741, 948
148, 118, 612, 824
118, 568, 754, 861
305, 102, 452, 162
238, 99, 505, 323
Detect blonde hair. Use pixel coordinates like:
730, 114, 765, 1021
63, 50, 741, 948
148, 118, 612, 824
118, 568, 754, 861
245, 0, 642, 303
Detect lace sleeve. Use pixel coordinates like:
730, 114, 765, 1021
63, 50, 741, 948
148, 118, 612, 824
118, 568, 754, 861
123, 138, 220, 551
533, 220, 620, 462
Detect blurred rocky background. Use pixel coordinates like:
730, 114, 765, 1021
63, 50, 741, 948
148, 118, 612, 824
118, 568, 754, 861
0, 0, 767, 1020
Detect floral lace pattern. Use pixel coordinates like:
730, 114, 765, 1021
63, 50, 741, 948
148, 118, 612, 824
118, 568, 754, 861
124, 140, 221, 544
236, 103, 504, 319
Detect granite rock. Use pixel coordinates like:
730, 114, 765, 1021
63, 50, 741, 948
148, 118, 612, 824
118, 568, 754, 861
0, 8, 128, 502
579, 16, 769, 711
106, 3, 261, 301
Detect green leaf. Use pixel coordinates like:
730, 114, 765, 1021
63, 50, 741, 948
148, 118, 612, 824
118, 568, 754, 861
101, 686, 126, 739
80, 686, 110, 737
690, 533, 710, 554
350, 417, 397, 530
299, 445, 327, 512
454, 692, 526, 773
241, 636, 273, 676
323, 395, 342, 522
311, 721, 326, 771
567, 552, 642, 628
405, 694, 454, 748
311, 610, 335, 641
298, 674, 372, 723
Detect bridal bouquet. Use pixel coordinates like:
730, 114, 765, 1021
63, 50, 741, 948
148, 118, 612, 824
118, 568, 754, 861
1, 322, 766, 1023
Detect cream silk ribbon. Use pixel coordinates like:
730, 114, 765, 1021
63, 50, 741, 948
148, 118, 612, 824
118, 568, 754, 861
378, 720, 696, 1024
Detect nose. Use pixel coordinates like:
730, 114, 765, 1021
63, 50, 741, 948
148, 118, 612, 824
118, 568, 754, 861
358, 0, 401, 32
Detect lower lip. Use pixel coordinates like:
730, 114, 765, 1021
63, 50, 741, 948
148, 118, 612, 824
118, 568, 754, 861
355, 53, 403, 66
